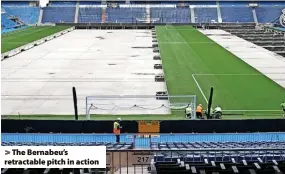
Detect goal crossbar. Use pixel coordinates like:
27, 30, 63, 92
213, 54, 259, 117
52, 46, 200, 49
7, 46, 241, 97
85, 95, 196, 119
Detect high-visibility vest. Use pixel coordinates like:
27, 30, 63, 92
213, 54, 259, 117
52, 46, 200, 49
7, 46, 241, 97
196, 106, 203, 113
113, 121, 120, 135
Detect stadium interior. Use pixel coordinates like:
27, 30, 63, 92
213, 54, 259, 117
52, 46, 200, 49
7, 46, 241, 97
1, 0, 285, 174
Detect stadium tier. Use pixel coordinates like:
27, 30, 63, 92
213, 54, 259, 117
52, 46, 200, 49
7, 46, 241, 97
2, 7, 39, 24
1, 1, 284, 26
42, 7, 76, 23
150, 7, 191, 23
78, 7, 101, 23
1, 12, 17, 29
220, 6, 254, 23
194, 7, 218, 23
105, 7, 146, 23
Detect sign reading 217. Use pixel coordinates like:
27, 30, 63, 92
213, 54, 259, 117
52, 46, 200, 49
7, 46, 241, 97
280, 8, 285, 27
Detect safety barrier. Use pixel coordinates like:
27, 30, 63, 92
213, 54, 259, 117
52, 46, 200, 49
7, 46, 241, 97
2, 119, 285, 133
1, 27, 75, 61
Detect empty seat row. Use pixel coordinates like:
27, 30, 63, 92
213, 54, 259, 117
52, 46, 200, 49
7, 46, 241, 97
154, 153, 285, 163
150, 7, 190, 23
152, 159, 285, 174
3, 7, 39, 24
1, 142, 133, 150
1, 168, 108, 174
42, 7, 75, 23
151, 141, 285, 150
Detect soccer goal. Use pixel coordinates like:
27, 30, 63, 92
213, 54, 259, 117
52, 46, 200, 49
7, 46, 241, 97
85, 95, 196, 119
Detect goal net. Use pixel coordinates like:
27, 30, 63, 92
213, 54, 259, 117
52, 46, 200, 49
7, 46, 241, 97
85, 95, 196, 119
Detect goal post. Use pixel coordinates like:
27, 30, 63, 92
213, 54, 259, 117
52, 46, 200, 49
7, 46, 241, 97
85, 95, 196, 120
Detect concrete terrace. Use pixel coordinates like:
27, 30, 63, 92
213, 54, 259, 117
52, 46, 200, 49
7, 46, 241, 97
1, 30, 168, 115
199, 29, 285, 89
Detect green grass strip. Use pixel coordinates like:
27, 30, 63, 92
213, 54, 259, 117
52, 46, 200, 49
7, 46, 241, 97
156, 25, 285, 113
1, 26, 71, 53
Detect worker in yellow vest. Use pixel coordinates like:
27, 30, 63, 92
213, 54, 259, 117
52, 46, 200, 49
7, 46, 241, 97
113, 118, 122, 143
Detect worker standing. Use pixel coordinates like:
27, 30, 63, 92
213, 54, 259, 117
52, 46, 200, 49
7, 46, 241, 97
281, 101, 285, 118
185, 104, 192, 119
196, 104, 203, 119
113, 118, 122, 143
213, 105, 222, 119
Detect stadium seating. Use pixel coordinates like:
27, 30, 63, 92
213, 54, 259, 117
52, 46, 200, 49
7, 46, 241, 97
150, 7, 190, 23
79, 1, 101, 5
220, 6, 254, 23
105, 7, 146, 23
1, 168, 108, 174
1, 1, 29, 6
49, 1, 76, 7
2, 7, 39, 24
78, 7, 102, 23
151, 141, 285, 150
194, 7, 218, 23
1, 142, 134, 150
42, 7, 76, 23
153, 160, 285, 174
1, 12, 17, 29
256, 6, 284, 23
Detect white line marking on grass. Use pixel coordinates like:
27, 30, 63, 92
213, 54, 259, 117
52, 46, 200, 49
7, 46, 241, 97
223, 110, 280, 112
192, 74, 208, 104
159, 42, 215, 44
193, 74, 263, 76
163, 29, 198, 31
192, 74, 282, 112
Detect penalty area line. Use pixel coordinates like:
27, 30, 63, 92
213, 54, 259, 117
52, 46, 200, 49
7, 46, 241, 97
223, 110, 281, 112
192, 74, 208, 104
192, 74, 263, 76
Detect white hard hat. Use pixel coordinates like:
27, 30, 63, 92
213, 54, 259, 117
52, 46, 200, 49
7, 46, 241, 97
117, 117, 121, 121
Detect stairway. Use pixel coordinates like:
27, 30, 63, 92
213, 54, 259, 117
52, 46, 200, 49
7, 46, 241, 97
102, 8, 106, 23
146, 5, 150, 23
6, 12, 25, 26
38, 8, 43, 24
216, 1, 222, 23
190, 6, 195, 23
74, 1, 79, 23
252, 8, 258, 24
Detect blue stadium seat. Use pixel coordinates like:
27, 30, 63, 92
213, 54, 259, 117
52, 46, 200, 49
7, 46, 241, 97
79, 2, 101, 5
256, 6, 284, 23
49, 1, 76, 7
79, 7, 102, 23
194, 7, 218, 23
221, 6, 254, 23
105, 8, 146, 23
42, 7, 75, 23
150, 7, 190, 23
1, 13, 17, 29
3, 7, 39, 24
